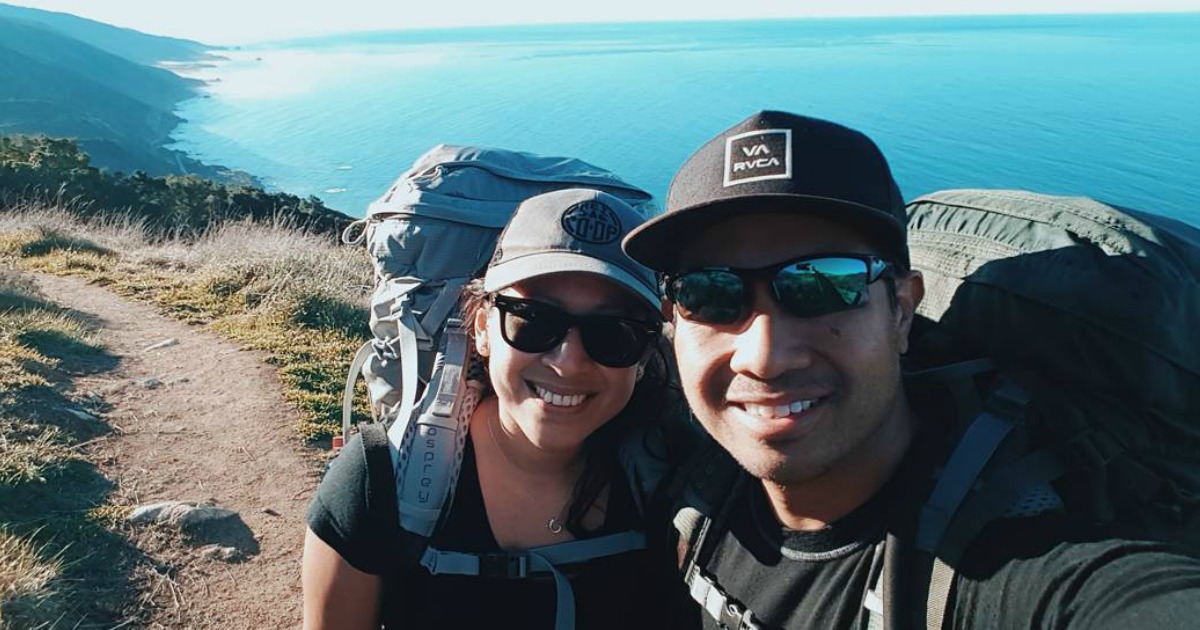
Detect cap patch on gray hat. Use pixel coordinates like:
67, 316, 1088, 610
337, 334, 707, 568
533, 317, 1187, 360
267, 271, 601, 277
560, 199, 623, 244
724, 128, 792, 187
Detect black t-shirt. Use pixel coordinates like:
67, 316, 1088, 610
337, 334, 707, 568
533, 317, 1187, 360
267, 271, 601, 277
692, 437, 1200, 630
307, 435, 692, 629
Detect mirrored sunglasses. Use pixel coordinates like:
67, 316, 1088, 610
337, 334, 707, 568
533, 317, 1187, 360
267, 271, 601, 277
663, 254, 893, 325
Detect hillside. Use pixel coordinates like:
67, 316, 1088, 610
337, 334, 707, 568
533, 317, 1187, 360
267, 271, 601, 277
0, 2, 208, 65
0, 136, 353, 236
0, 3, 226, 178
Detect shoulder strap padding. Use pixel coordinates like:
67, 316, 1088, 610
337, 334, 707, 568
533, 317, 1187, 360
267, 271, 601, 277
362, 421, 397, 530
389, 323, 477, 538
360, 421, 428, 572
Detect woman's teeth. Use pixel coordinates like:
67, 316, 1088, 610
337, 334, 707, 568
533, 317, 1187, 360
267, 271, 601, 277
744, 399, 816, 420
533, 384, 586, 408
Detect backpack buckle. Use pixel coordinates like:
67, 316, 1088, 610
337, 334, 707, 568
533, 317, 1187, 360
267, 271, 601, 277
479, 551, 529, 578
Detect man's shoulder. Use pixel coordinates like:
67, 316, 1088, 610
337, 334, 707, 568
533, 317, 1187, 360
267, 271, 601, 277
952, 514, 1200, 629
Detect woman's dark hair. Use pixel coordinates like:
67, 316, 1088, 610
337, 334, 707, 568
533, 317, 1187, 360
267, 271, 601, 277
460, 277, 683, 535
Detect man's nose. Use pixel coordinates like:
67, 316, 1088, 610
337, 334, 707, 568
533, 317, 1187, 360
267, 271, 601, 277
728, 286, 813, 380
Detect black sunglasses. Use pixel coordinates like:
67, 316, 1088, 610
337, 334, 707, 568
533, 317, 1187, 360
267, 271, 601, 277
491, 295, 660, 368
663, 254, 893, 325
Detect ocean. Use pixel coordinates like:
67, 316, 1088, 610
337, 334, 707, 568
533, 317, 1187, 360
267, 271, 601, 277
169, 13, 1200, 225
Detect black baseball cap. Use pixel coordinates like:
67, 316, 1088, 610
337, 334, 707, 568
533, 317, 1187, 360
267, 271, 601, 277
623, 110, 908, 272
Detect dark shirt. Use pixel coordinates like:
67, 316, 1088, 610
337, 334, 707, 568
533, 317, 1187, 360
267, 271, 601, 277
308, 435, 689, 629
691, 435, 1200, 630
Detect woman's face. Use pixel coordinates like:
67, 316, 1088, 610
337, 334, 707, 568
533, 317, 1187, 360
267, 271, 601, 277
475, 272, 649, 455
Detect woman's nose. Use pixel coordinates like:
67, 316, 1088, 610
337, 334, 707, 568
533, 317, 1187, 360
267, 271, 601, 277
542, 326, 592, 374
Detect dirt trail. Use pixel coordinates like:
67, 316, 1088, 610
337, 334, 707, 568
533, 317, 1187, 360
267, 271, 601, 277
39, 273, 319, 628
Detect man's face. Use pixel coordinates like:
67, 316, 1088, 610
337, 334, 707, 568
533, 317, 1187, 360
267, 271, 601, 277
670, 212, 922, 485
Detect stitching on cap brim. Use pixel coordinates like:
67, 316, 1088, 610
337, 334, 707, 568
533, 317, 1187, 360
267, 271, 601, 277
483, 251, 661, 311
622, 194, 905, 272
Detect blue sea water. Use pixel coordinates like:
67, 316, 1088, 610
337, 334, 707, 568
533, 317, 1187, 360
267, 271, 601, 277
170, 14, 1200, 225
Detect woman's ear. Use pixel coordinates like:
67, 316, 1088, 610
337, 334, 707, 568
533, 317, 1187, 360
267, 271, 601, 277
474, 305, 490, 357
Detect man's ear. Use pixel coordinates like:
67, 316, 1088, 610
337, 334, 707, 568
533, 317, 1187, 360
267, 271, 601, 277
474, 306, 490, 357
894, 270, 924, 354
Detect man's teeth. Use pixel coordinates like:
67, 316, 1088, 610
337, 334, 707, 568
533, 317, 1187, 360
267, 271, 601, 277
533, 385, 586, 408
744, 399, 816, 419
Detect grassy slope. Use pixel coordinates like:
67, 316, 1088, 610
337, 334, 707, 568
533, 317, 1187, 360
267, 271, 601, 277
0, 203, 373, 441
0, 266, 139, 628
0, 202, 372, 625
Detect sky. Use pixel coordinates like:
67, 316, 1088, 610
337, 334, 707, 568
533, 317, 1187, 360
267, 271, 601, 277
7, 0, 1200, 44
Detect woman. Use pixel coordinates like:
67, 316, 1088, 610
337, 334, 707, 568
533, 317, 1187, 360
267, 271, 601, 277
302, 188, 688, 629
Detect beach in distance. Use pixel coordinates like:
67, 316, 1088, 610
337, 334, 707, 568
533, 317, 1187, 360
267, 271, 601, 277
168, 13, 1200, 226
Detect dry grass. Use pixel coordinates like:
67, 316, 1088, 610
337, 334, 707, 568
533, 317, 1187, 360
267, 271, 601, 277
0, 198, 378, 625
0, 266, 126, 628
0, 202, 374, 441
0, 529, 64, 629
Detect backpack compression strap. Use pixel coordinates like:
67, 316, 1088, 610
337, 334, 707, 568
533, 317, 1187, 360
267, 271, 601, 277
392, 278, 471, 436
420, 531, 647, 630
341, 274, 459, 443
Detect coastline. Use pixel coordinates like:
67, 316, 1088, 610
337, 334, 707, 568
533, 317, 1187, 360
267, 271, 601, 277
159, 48, 263, 187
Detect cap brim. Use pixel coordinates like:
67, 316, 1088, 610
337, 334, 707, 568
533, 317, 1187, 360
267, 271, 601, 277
623, 194, 906, 272
484, 251, 662, 311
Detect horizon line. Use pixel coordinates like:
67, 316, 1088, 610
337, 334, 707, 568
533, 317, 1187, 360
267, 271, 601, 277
247, 10, 1199, 47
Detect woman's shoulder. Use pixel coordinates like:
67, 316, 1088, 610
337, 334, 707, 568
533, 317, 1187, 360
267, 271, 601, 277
309, 434, 369, 532
307, 432, 395, 572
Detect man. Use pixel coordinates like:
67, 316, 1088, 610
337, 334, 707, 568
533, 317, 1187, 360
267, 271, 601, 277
622, 111, 1200, 629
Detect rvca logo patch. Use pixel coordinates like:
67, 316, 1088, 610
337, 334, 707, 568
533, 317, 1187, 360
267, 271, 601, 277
561, 200, 622, 244
724, 129, 791, 186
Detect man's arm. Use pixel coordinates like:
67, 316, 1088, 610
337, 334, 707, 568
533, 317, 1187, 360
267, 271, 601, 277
954, 516, 1200, 629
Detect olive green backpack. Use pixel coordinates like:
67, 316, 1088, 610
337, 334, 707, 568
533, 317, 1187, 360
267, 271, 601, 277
899, 189, 1200, 629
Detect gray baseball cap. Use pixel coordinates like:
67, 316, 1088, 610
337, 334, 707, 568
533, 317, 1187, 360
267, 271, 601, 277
484, 188, 661, 311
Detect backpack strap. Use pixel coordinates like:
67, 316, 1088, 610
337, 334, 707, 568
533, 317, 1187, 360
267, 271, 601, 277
910, 381, 1023, 630
915, 380, 1026, 553
362, 421, 399, 530
421, 278, 470, 341
362, 420, 430, 571
420, 530, 647, 630
390, 320, 477, 537
907, 379, 1072, 630
341, 340, 377, 441
668, 439, 765, 630
391, 301, 423, 438
341, 217, 370, 245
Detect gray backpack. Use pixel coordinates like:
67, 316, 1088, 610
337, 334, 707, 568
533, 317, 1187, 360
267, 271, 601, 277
339, 145, 656, 629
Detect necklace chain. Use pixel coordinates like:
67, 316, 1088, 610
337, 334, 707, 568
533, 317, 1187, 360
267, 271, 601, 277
485, 415, 573, 534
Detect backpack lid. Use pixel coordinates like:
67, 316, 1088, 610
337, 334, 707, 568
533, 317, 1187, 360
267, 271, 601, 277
367, 144, 656, 225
